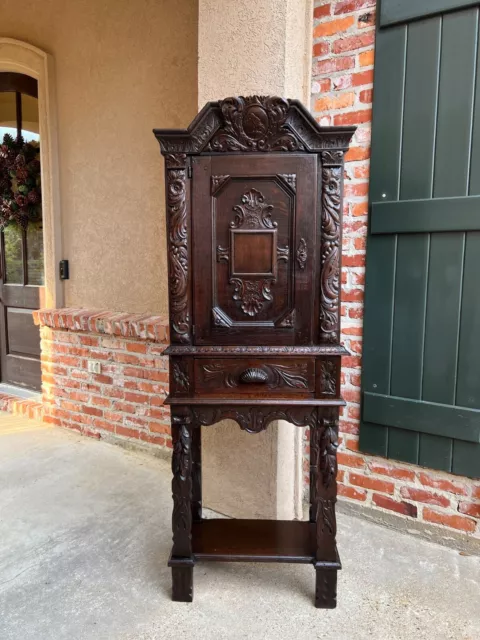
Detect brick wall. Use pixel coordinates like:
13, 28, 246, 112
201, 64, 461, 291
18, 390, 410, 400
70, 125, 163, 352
310, 0, 480, 539
34, 309, 171, 450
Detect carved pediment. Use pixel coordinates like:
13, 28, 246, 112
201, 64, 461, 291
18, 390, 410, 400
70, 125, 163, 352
154, 96, 355, 154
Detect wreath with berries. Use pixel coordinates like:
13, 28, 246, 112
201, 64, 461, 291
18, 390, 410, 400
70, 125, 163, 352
0, 133, 41, 229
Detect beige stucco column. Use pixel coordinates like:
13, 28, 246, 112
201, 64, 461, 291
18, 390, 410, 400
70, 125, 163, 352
198, 0, 313, 520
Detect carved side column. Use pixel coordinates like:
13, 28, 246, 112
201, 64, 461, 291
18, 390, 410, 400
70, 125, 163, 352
311, 406, 339, 609
165, 154, 192, 344
319, 151, 344, 344
191, 424, 202, 522
170, 408, 194, 602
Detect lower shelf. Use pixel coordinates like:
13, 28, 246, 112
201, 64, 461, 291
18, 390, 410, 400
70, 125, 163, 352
192, 519, 337, 565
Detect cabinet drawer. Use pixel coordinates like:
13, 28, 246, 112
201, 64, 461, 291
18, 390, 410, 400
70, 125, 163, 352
194, 358, 315, 396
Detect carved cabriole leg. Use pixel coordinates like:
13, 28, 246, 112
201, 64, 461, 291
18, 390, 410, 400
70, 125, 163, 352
169, 409, 194, 602
191, 424, 202, 522
312, 406, 339, 609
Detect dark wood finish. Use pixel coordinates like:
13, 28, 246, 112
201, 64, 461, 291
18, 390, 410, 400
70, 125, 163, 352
0, 72, 38, 98
155, 96, 353, 609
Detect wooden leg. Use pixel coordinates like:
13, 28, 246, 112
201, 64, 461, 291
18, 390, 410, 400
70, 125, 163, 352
315, 568, 337, 609
191, 424, 202, 522
170, 409, 194, 603
311, 407, 340, 609
171, 564, 194, 603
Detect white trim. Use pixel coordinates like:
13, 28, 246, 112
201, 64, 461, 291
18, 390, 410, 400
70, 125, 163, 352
0, 38, 63, 308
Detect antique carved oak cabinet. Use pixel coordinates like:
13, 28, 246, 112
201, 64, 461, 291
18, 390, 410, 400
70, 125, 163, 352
154, 97, 354, 608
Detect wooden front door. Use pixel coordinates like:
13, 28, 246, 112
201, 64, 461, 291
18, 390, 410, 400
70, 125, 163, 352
192, 154, 318, 345
0, 73, 43, 391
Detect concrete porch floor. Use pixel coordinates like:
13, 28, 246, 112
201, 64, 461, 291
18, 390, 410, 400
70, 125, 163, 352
0, 415, 479, 640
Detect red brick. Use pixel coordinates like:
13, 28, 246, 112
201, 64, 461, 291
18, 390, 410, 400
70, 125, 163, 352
149, 422, 171, 435
458, 502, 480, 518
337, 469, 346, 483
369, 462, 415, 482
68, 391, 90, 403
315, 92, 355, 112
346, 436, 359, 451
314, 3, 331, 18
339, 420, 360, 435
332, 32, 375, 54
342, 355, 361, 369
91, 396, 112, 408
354, 236, 367, 250
359, 88, 373, 104
347, 405, 361, 420
418, 473, 468, 496
346, 146, 370, 162
338, 483, 367, 501
344, 181, 369, 196
313, 15, 355, 37
342, 387, 361, 403
313, 56, 355, 76
91, 375, 110, 387
342, 288, 364, 303
354, 164, 370, 179
423, 508, 476, 532
333, 69, 374, 91
82, 405, 103, 417
113, 401, 136, 414
313, 78, 332, 93
342, 326, 363, 337
115, 425, 140, 439
313, 41, 330, 58
104, 411, 124, 423
124, 392, 149, 404
373, 494, 418, 518
400, 487, 451, 508
473, 486, 480, 499
83, 426, 102, 438
350, 472, 395, 494
352, 272, 365, 286
337, 451, 364, 468
335, 0, 375, 14
352, 201, 369, 216
359, 50, 375, 67
334, 110, 372, 126
126, 342, 148, 354
348, 306, 364, 319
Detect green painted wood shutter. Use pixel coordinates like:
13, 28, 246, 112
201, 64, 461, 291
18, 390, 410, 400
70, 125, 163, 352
360, 0, 480, 478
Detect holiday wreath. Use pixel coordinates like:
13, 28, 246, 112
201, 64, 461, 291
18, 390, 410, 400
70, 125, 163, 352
0, 133, 41, 229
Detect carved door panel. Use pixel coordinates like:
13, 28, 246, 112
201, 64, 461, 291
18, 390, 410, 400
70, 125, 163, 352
192, 155, 317, 345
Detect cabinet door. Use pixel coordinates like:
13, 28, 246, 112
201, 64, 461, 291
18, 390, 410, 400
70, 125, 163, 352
192, 154, 317, 345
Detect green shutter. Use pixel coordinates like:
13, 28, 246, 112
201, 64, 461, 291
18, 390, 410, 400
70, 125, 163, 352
360, 1, 480, 478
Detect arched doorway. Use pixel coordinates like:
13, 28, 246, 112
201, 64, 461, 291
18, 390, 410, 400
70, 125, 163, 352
0, 72, 42, 390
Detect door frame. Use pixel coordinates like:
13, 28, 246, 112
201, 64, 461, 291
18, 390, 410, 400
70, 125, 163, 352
0, 38, 63, 310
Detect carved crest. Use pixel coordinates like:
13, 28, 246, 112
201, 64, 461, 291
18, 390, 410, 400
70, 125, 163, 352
206, 96, 303, 152
154, 96, 355, 154
231, 188, 276, 230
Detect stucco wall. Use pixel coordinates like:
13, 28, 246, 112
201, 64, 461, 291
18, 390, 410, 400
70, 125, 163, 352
0, 0, 198, 313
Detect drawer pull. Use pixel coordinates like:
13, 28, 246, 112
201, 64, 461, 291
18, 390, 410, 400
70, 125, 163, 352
239, 367, 268, 384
